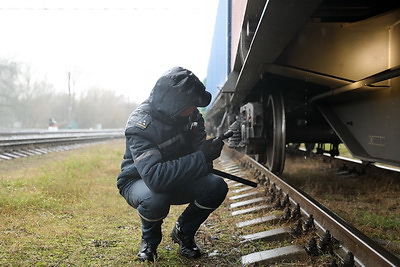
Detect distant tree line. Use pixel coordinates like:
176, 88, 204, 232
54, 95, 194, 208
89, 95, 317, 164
0, 58, 138, 129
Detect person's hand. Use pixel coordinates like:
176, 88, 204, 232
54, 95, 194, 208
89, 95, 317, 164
200, 138, 224, 161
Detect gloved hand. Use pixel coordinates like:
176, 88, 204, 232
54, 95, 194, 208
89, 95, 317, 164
200, 138, 224, 162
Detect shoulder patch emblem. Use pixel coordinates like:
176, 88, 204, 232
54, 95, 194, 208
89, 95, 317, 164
135, 114, 152, 130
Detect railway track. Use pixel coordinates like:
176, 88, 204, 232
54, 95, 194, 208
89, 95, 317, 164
214, 148, 400, 266
0, 129, 124, 161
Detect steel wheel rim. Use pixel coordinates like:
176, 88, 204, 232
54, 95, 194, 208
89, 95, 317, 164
265, 91, 286, 174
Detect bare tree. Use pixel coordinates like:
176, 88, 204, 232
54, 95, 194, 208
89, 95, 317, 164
0, 59, 20, 127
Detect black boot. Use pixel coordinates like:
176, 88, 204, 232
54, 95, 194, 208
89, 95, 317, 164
137, 217, 162, 262
177, 202, 214, 237
137, 239, 158, 262
171, 222, 201, 259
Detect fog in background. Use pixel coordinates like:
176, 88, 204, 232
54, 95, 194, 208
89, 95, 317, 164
0, 58, 138, 129
0, 1, 218, 130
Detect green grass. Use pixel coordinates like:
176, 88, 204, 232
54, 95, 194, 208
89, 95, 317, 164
0, 141, 139, 266
356, 211, 399, 231
1, 140, 284, 266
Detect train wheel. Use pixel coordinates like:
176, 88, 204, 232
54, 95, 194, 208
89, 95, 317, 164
265, 90, 286, 174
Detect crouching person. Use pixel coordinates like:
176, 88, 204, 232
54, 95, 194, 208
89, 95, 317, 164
117, 67, 228, 262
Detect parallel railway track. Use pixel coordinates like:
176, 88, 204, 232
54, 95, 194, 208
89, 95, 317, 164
0, 129, 124, 161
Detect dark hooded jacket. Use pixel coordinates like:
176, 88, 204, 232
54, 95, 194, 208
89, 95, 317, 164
117, 67, 211, 193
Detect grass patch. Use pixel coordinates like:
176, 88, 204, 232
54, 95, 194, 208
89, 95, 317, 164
356, 210, 399, 231
0, 140, 139, 266
2, 140, 293, 266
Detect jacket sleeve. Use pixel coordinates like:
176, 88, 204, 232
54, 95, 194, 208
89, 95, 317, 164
127, 129, 209, 193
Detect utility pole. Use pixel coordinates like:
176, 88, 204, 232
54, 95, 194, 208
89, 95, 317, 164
68, 72, 72, 128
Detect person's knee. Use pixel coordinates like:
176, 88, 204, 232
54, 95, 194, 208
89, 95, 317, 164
121, 180, 171, 221
212, 177, 228, 197
214, 177, 229, 203
202, 175, 228, 207
138, 194, 171, 221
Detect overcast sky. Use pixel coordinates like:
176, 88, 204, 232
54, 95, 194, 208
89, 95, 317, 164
0, 0, 219, 103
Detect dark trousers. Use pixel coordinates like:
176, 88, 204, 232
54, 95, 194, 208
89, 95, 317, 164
120, 174, 228, 245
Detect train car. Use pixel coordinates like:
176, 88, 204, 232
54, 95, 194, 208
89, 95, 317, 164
205, 0, 400, 174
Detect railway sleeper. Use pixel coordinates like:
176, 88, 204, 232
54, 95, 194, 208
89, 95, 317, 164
226, 181, 314, 265
0, 143, 99, 162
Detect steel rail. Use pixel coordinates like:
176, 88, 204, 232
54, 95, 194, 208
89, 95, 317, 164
228, 148, 400, 266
